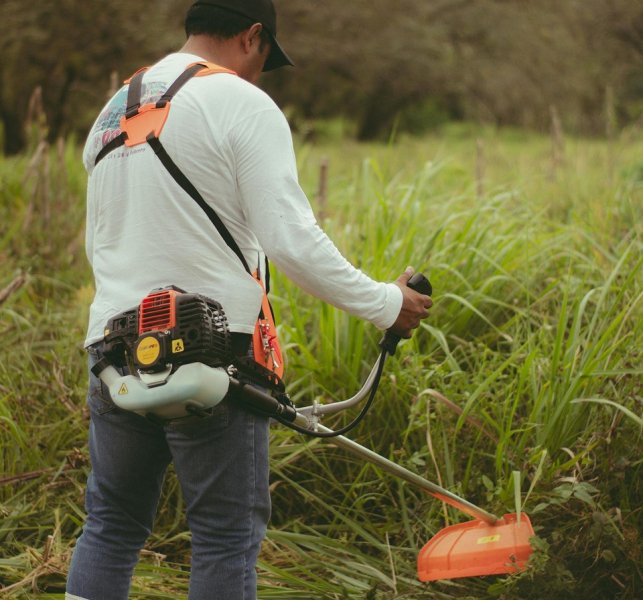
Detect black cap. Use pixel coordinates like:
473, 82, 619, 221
191, 0, 294, 72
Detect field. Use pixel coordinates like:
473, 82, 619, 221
1, 124, 642, 599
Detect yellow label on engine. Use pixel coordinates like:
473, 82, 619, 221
118, 383, 128, 395
137, 337, 160, 365
172, 339, 185, 353
477, 535, 501, 544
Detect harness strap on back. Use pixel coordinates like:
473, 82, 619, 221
95, 134, 128, 164
156, 64, 205, 108
145, 132, 251, 274
125, 68, 148, 118
95, 68, 151, 164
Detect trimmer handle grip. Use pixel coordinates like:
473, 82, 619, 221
407, 272, 433, 297
379, 272, 433, 356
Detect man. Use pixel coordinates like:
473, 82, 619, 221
66, 1, 432, 599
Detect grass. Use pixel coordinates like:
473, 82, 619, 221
1, 123, 642, 598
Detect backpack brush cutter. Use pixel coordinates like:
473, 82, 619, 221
92, 273, 535, 582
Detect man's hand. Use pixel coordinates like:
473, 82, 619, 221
388, 267, 433, 339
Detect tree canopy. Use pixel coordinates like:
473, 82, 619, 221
1, 0, 642, 153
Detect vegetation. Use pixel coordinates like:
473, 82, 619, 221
2, 0, 643, 152
1, 121, 642, 598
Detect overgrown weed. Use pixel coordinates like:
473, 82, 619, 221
1, 128, 642, 597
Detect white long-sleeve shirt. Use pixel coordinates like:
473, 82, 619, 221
83, 53, 402, 347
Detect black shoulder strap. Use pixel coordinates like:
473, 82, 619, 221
145, 132, 251, 274
155, 64, 206, 108
95, 68, 149, 166
95, 133, 128, 165
125, 69, 147, 118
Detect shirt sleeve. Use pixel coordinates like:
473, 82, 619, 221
226, 107, 403, 330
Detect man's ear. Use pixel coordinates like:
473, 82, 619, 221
243, 23, 264, 53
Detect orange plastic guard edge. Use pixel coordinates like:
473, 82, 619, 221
252, 271, 284, 378
417, 513, 534, 582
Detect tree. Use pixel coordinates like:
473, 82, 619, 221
0, 0, 184, 154
263, 0, 460, 140
264, 0, 643, 138
1, 0, 641, 151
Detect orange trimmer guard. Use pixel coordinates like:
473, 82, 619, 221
418, 513, 534, 582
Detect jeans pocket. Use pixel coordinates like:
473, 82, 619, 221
165, 398, 230, 439
88, 377, 118, 415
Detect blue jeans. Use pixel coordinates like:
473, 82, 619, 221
66, 345, 271, 600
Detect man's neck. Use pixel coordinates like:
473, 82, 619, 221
179, 35, 237, 72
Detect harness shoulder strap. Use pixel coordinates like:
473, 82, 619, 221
155, 63, 207, 109
155, 62, 235, 107
145, 132, 252, 274
125, 68, 149, 119
95, 68, 150, 165
95, 133, 127, 164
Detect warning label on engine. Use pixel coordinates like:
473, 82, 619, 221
137, 337, 160, 365
172, 339, 185, 353
118, 383, 128, 395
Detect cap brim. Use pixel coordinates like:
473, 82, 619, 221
263, 33, 294, 72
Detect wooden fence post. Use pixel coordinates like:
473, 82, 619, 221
56, 137, 67, 208
25, 86, 46, 144
108, 70, 119, 99
317, 156, 329, 220
550, 104, 564, 180
42, 142, 51, 230
476, 138, 485, 199
605, 85, 616, 184
21, 140, 47, 232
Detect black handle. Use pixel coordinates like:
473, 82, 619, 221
379, 272, 433, 356
407, 272, 432, 296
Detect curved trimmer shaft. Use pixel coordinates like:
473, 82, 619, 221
316, 423, 498, 525
230, 378, 497, 524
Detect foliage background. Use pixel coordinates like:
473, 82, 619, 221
1, 0, 643, 152
2, 124, 643, 598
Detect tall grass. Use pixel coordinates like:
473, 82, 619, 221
1, 125, 642, 598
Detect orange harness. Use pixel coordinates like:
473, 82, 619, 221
96, 62, 283, 377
